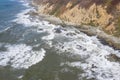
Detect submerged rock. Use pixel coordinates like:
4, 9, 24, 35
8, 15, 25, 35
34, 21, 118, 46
107, 54, 120, 62
54, 28, 62, 33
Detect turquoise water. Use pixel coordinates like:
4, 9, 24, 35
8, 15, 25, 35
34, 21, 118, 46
0, 0, 120, 80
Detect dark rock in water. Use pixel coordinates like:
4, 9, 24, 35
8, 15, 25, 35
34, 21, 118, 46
107, 54, 120, 62
92, 64, 97, 68
75, 30, 80, 34
61, 28, 67, 31
38, 28, 43, 31
54, 28, 62, 33
66, 32, 76, 36
83, 48, 87, 51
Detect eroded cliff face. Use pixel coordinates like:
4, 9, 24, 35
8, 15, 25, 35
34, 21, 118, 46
32, 0, 120, 37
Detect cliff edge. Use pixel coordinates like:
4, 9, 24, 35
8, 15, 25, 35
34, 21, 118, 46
31, 0, 120, 49
33, 0, 120, 37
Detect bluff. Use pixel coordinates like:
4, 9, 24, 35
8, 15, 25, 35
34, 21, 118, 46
32, 0, 120, 37
30, 0, 120, 49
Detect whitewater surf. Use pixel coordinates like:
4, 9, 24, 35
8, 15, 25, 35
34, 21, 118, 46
0, 0, 120, 80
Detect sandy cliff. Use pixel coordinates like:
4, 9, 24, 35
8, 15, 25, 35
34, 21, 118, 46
32, 0, 120, 37
31, 0, 120, 49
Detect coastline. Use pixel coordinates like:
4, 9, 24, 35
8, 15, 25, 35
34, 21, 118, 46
24, 0, 120, 50
1, 0, 120, 80
28, 9, 120, 50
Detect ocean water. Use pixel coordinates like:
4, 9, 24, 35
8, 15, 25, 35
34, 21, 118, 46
0, 0, 120, 80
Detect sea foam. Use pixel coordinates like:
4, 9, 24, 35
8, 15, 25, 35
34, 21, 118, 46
54, 27, 120, 80
10, 0, 120, 79
0, 44, 46, 69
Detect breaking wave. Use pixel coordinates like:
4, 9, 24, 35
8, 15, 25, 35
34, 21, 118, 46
8, 0, 120, 79
0, 44, 46, 69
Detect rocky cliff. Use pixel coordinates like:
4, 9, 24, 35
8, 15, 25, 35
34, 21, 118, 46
32, 0, 120, 37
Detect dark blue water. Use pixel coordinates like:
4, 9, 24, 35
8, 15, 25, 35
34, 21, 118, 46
0, 0, 28, 80
0, 0, 26, 31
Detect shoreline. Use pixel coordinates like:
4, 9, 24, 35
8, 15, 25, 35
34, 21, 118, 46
28, 2, 120, 50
